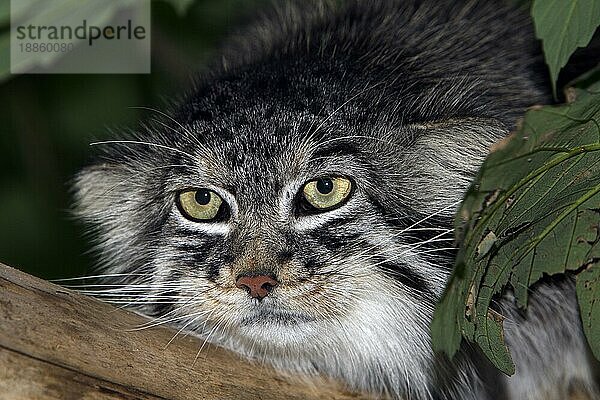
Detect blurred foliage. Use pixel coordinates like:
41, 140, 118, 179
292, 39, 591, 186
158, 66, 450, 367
0, 0, 263, 279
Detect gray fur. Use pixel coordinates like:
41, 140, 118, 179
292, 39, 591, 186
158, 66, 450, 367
73, 0, 599, 399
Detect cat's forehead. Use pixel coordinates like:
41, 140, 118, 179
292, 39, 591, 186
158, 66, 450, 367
173, 67, 404, 192
188, 108, 356, 183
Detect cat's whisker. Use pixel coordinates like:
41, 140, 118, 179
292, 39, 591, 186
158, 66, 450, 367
51, 273, 155, 282
77, 288, 194, 296
128, 288, 216, 325
84, 294, 197, 300
107, 301, 186, 305
82, 297, 195, 303
366, 238, 455, 271
161, 294, 217, 349
69, 283, 192, 289
341, 203, 459, 263
78, 285, 185, 290
332, 228, 454, 276
89, 140, 196, 161
127, 310, 211, 331
413, 246, 458, 255
301, 74, 347, 146
338, 227, 454, 268
352, 236, 455, 265
89, 291, 194, 308
146, 117, 218, 164
90, 163, 196, 201
191, 316, 231, 367
164, 311, 208, 350
128, 106, 196, 138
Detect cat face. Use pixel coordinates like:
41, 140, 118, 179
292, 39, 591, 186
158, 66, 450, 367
73, 66, 506, 395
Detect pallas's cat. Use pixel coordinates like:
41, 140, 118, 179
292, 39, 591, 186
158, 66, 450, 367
73, 1, 600, 399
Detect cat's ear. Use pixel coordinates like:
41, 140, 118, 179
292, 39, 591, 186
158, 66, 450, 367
71, 162, 154, 272
400, 118, 507, 215
71, 163, 134, 225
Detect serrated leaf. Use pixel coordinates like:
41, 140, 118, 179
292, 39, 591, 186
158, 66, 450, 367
475, 310, 514, 375
532, 0, 600, 96
431, 77, 600, 375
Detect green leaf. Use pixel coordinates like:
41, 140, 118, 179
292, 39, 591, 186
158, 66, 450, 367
577, 262, 600, 360
532, 0, 600, 96
431, 77, 600, 375
475, 310, 514, 375
431, 272, 463, 357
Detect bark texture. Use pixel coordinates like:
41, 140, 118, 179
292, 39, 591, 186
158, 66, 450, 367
0, 263, 364, 400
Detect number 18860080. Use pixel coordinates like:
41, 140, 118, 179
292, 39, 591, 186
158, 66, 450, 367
19, 42, 74, 53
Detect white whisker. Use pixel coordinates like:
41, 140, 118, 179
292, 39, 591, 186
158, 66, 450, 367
90, 140, 196, 161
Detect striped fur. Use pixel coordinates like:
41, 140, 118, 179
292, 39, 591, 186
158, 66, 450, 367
73, 1, 599, 398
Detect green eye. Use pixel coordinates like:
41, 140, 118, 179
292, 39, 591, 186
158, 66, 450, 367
178, 189, 223, 221
302, 177, 352, 210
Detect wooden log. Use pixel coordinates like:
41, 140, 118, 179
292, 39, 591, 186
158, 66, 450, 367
0, 263, 364, 400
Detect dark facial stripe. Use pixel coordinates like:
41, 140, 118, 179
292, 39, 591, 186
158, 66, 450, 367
169, 232, 227, 281
147, 291, 177, 317
314, 230, 363, 251
377, 261, 433, 298
368, 193, 456, 258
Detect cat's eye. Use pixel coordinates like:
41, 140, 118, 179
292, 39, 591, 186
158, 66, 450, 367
177, 189, 224, 221
302, 177, 352, 211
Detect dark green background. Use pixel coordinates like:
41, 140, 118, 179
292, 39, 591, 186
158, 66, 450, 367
0, 0, 262, 279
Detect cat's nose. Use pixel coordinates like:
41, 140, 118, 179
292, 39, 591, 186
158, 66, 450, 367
235, 274, 279, 300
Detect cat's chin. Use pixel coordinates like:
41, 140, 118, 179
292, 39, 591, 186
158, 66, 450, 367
239, 308, 317, 326
220, 308, 323, 351
220, 323, 329, 374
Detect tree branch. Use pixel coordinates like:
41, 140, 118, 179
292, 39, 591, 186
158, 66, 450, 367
0, 263, 363, 400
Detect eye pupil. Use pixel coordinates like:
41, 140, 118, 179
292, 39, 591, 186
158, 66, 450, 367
300, 177, 352, 212
195, 189, 211, 205
316, 178, 333, 194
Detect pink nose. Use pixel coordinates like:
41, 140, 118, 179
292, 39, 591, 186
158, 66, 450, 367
235, 274, 279, 300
